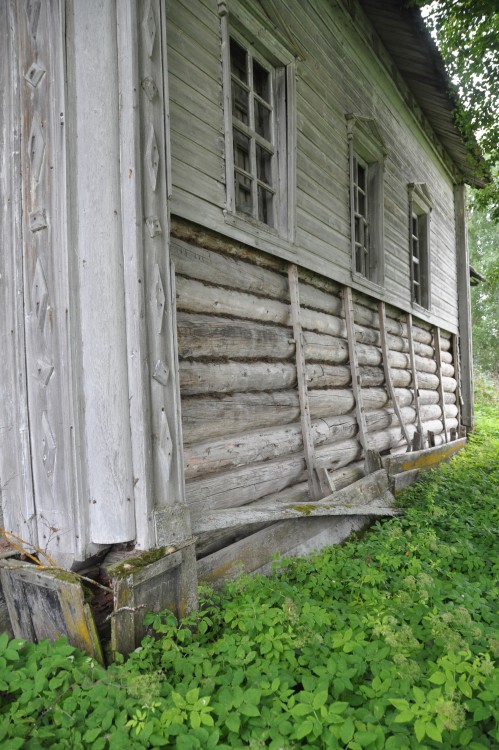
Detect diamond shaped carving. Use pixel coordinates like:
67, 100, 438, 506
145, 124, 159, 191
25, 62, 46, 88
41, 411, 56, 483
32, 258, 50, 332
29, 209, 47, 232
145, 215, 162, 238
153, 360, 169, 386
142, 0, 157, 58
141, 76, 159, 101
29, 116, 45, 183
35, 358, 54, 386
157, 408, 172, 483
25, 0, 41, 38
151, 264, 165, 334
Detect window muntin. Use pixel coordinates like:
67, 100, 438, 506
408, 183, 432, 310
346, 114, 386, 289
229, 37, 276, 227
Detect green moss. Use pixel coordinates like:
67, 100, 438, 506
110, 546, 171, 578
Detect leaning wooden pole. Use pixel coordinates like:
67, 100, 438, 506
406, 313, 424, 449
288, 264, 322, 500
378, 302, 411, 447
433, 326, 448, 443
344, 286, 369, 453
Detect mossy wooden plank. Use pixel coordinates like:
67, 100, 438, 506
384, 437, 466, 475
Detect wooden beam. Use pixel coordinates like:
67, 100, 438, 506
192, 469, 398, 533
384, 437, 466, 475
378, 302, 411, 447
406, 313, 424, 447
344, 286, 369, 452
454, 185, 474, 429
433, 327, 448, 443
288, 264, 322, 500
452, 333, 463, 434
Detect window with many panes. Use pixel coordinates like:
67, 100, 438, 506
220, 4, 295, 240
230, 37, 275, 225
346, 115, 387, 288
408, 183, 432, 309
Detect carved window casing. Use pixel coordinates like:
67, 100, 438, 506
408, 183, 432, 310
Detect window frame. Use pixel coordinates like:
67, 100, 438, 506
408, 182, 432, 311
220, 2, 295, 241
346, 114, 387, 290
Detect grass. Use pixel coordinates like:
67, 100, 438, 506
0, 377, 498, 749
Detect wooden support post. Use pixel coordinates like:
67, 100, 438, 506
288, 264, 322, 500
433, 327, 448, 443
407, 313, 424, 448
344, 287, 369, 452
454, 185, 474, 429
452, 333, 463, 433
378, 302, 411, 447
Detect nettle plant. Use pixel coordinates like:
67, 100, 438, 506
1, 402, 498, 749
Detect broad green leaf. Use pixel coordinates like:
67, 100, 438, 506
225, 714, 240, 733
239, 703, 260, 717
425, 722, 442, 743
340, 717, 355, 744
429, 671, 446, 685
296, 719, 314, 740
394, 710, 415, 723
414, 719, 426, 742
313, 690, 329, 710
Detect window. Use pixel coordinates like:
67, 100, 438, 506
220, 3, 295, 239
230, 37, 276, 225
408, 183, 432, 309
346, 114, 387, 288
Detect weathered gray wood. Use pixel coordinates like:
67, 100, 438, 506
0, 1, 36, 548
384, 437, 466, 475
180, 361, 297, 394
454, 186, 473, 427
344, 287, 369, 451
177, 313, 295, 360
107, 540, 197, 658
406, 313, 424, 444
0, 560, 103, 662
452, 332, 463, 431
288, 264, 322, 499
378, 302, 411, 446
433, 327, 449, 443
192, 469, 396, 533
392, 468, 421, 495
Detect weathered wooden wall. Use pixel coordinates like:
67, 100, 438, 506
166, 0, 460, 332
170, 224, 459, 578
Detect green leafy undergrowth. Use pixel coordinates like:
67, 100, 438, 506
1, 406, 498, 749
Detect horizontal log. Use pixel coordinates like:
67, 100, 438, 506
181, 390, 301, 444
384, 437, 467, 474
184, 415, 360, 479
186, 453, 307, 513
191, 469, 397, 533
172, 238, 290, 300
177, 313, 294, 361
179, 361, 297, 395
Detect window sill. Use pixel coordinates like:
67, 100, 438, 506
351, 271, 385, 297
223, 210, 292, 245
412, 301, 431, 318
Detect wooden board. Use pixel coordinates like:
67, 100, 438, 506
0, 560, 103, 662
384, 437, 466, 475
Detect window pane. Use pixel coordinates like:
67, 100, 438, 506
256, 145, 272, 185
254, 99, 271, 140
235, 172, 252, 216
357, 162, 366, 192
253, 59, 270, 102
233, 129, 251, 173
357, 188, 366, 217
230, 38, 247, 83
258, 185, 273, 226
232, 81, 249, 124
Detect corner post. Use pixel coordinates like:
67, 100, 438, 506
454, 185, 474, 430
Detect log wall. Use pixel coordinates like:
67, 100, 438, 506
171, 229, 460, 573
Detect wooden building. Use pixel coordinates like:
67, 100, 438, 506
0, 0, 486, 648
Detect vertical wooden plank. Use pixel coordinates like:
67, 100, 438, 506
406, 313, 424, 446
0, 1, 36, 546
452, 333, 463, 435
288, 264, 322, 500
454, 185, 474, 430
433, 327, 448, 443
343, 286, 369, 452
219, 2, 235, 214
378, 302, 411, 447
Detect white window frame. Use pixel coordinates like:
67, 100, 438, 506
346, 114, 387, 290
408, 182, 432, 311
220, 1, 296, 241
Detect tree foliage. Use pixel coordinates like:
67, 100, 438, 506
419, 1, 499, 219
